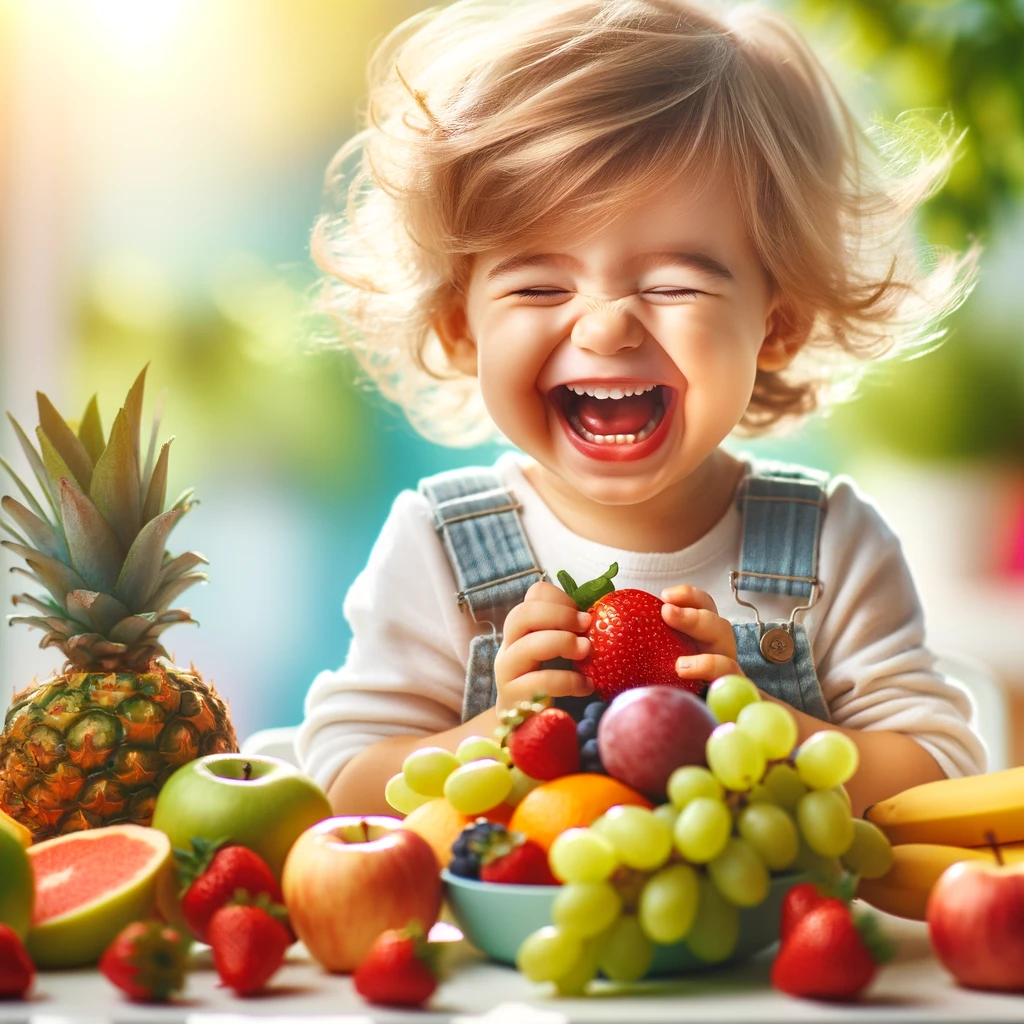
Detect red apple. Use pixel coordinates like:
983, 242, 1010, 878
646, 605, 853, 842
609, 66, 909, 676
927, 859, 1024, 991
281, 815, 441, 973
597, 685, 716, 799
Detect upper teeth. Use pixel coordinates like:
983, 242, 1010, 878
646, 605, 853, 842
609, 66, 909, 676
566, 383, 657, 399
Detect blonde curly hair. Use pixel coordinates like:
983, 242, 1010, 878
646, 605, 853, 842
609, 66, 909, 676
312, 0, 978, 447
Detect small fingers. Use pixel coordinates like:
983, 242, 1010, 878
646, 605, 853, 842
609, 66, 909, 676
499, 669, 593, 709
495, 630, 591, 687
503, 600, 591, 648
524, 579, 581, 608
661, 604, 737, 658
660, 584, 719, 614
675, 653, 743, 683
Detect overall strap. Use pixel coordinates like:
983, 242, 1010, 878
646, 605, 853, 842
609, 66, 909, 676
418, 467, 545, 722
730, 461, 831, 722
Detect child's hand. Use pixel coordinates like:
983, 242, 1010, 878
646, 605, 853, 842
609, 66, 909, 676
660, 584, 742, 684
494, 580, 594, 712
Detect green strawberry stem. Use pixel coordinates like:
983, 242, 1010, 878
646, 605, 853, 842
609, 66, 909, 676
852, 909, 897, 965
173, 836, 230, 895
557, 562, 618, 611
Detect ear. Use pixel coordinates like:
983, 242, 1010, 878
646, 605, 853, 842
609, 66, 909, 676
432, 297, 478, 377
757, 303, 814, 373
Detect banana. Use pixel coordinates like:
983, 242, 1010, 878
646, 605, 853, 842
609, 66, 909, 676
864, 766, 1024, 847
856, 841, 1024, 921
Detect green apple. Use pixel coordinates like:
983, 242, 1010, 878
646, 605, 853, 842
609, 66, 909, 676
151, 754, 332, 879
0, 823, 34, 939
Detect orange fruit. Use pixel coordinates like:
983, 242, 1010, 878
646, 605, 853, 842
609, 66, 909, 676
509, 774, 652, 851
400, 799, 468, 868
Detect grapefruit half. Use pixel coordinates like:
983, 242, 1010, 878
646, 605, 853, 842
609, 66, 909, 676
26, 824, 172, 968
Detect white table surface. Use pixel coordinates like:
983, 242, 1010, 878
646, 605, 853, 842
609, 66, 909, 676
2, 912, 1024, 1024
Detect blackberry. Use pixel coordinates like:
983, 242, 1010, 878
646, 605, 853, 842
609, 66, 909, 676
448, 820, 508, 879
577, 699, 608, 774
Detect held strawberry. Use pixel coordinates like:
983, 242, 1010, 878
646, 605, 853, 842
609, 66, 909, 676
207, 896, 292, 996
0, 924, 34, 1000
771, 900, 895, 1001
99, 921, 189, 1003
558, 563, 703, 701
353, 923, 440, 1009
175, 838, 285, 942
505, 705, 579, 781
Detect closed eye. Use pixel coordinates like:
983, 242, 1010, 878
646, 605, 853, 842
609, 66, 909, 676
645, 288, 700, 300
511, 288, 569, 298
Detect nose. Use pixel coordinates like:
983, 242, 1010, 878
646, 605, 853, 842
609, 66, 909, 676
570, 295, 645, 355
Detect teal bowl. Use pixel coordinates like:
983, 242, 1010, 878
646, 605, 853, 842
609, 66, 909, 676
442, 869, 808, 975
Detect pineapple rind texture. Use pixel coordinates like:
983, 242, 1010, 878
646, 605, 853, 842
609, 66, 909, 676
0, 660, 236, 841
0, 367, 239, 838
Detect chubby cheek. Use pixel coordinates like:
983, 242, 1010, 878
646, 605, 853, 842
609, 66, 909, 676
675, 324, 761, 436
477, 349, 552, 449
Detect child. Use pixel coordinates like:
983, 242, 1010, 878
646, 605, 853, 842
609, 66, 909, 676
297, 0, 986, 818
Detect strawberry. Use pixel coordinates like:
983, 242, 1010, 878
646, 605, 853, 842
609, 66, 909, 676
771, 900, 895, 1001
207, 896, 292, 996
558, 563, 702, 701
0, 924, 34, 1000
175, 838, 285, 942
480, 836, 558, 885
506, 706, 579, 781
779, 882, 830, 943
99, 920, 189, 1003
353, 923, 440, 1008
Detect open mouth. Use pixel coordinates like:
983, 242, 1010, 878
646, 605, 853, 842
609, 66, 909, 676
553, 382, 669, 444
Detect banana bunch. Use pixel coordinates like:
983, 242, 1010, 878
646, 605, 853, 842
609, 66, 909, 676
856, 767, 1024, 920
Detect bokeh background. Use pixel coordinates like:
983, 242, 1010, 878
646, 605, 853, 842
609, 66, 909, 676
1, 0, 1023, 758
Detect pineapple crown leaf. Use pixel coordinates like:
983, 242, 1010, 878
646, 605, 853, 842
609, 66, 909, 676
37, 391, 95, 493
557, 562, 618, 611
0, 452, 53, 525
6, 412, 60, 521
2, 492, 69, 562
173, 836, 230, 894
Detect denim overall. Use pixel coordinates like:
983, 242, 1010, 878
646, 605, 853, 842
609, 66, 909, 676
418, 459, 831, 723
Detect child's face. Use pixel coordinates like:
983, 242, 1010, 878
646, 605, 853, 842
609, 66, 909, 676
444, 175, 792, 506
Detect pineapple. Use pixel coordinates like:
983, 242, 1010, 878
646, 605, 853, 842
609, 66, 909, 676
0, 367, 236, 840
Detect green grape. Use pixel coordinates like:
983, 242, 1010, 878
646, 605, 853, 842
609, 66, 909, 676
735, 701, 798, 760
685, 874, 739, 964
552, 882, 622, 938
638, 863, 700, 944
746, 783, 777, 805
456, 735, 509, 765
737, 803, 799, 871
841, 818, 895, 879
791, 837, 844, 884
443, 759, 513, 815
667, 765, 723, 810
834, 784, 852, 812
796, 788, 855, 857
673, 796, 732, 863
516, 926, 583, 983
402, 746, 460, 797
763, 763, 809, 809
706, 674, 761, 723
549, 827, 619, 884
591, 805, 673, 871
794, 731, 859, 789
596, 914, 653, 983
555, 939, 600, 996
708, 837, 770, 907
653, 802, 680, 829
384, 773, 431, 815
706, 723, 766, 792
505, 766, 541, 807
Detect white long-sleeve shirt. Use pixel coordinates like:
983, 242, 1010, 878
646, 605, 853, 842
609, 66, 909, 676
298, 451, 987, 792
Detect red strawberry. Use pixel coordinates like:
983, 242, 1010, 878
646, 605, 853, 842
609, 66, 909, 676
771, 901, 894, 1001
99, 921, 189, 1003
353, 923, 440, 1008
558, 563, 702, 701
507, 707, 579, 781
480, 837, 558, 885
0, 924, 34, 1000
779, 882, 830, 943
175, 838, 285, 942
207, 897, 292, 996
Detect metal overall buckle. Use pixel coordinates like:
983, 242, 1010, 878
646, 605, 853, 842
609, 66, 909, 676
729, 570, 823, 664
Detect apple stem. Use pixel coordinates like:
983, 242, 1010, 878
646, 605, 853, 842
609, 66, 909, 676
242, 761, 252, 781
985, 830, 1004, 866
